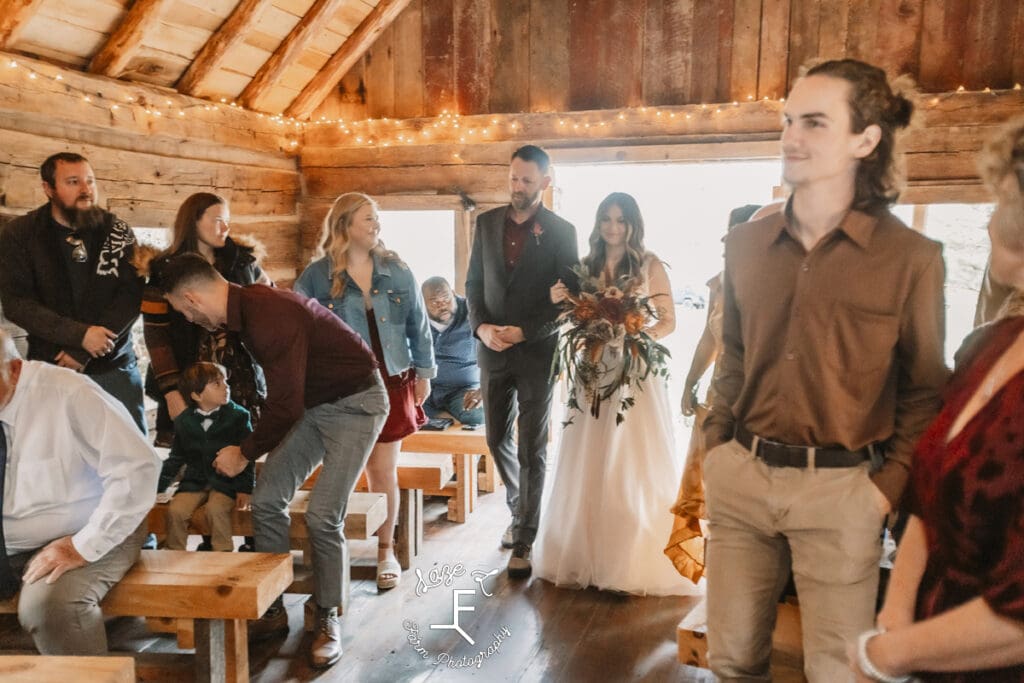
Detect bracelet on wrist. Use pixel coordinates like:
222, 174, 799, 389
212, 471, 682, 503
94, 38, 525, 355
857, 628, 913, 683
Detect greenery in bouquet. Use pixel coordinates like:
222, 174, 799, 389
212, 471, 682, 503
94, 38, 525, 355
552, 264, 671, 425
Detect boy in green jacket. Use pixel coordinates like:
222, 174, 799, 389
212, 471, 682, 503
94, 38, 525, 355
159, 362, 254, 551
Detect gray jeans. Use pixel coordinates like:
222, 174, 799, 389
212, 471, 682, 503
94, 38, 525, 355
251, 376, 388, 608
11, 522, 147, 655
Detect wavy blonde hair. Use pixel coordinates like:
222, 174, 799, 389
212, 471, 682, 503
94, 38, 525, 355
318, 192, 403, 298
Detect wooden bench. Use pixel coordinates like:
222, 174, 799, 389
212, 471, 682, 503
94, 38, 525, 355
0, 550, 293, 683
677, 597, 804, 675
401, 425, 492, 523
0, 655, 134, 682
145, 490, 385, 646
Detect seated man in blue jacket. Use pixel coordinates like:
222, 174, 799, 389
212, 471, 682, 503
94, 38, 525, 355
421, 277, 483, 426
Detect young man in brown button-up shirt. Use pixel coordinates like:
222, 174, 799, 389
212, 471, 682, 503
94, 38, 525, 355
702, 60, 949, 682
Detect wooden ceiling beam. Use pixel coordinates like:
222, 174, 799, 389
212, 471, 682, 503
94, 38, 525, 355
238, 0, 348, 112
0, 0, 45, 49
286, 0, 413, 119
176, 0, 274, 96
89, 0, 174, 78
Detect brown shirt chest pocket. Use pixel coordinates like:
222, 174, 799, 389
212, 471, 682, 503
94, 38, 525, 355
825, 302, 900, 374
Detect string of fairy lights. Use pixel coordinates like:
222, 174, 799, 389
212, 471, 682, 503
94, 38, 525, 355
4, 56, 1022, 153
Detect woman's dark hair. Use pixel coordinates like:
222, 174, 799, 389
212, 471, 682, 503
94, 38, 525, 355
582, 192, 647, 281
166, 192, 227, 257
804, 59, 915, 213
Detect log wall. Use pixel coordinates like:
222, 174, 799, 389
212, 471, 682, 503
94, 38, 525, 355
0, 51, 302, 283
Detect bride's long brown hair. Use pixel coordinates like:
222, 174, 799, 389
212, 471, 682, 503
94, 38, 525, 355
582, 192, 647, 282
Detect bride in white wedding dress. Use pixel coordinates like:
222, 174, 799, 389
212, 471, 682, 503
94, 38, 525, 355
534, 192, 696, 596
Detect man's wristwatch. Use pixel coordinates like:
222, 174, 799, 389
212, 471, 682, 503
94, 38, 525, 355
857, 628, 913, 683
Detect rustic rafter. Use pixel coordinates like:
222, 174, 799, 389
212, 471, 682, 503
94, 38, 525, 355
88, 0, 174, 78
286, 0, 414, 119
0, 0, 46, 49
238, 0, 348, 112
176, 0, 274, 96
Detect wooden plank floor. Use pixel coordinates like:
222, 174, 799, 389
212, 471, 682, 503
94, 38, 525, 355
0, 486, 715, 682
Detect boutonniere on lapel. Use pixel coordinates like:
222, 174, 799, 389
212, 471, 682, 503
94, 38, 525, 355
532, 223, 544, 246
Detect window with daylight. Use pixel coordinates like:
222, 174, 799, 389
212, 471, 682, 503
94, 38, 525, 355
378, 210, 457, 289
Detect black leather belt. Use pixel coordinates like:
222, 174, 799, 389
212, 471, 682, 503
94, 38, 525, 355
735, 424, 872, 469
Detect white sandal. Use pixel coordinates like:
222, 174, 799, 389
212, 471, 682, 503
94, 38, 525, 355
377, 545, 401, 591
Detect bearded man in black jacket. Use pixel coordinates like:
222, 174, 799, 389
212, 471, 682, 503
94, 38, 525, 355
0, 152, 145, 432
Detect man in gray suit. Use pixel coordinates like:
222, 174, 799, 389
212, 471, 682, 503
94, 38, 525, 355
466, 145, 578, 578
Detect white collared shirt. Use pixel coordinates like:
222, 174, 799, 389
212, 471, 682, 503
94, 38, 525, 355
0, 361, 161, 561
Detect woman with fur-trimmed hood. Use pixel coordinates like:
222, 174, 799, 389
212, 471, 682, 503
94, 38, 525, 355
136, 192, 270, 446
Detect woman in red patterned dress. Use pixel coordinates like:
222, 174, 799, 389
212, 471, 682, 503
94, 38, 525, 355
851, 117, 1024, 682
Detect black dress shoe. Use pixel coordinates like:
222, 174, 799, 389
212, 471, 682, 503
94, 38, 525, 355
249, 598, 289, 640
507, 543, 532, 579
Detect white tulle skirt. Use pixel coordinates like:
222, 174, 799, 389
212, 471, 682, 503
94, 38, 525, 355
534, 366, 699, 596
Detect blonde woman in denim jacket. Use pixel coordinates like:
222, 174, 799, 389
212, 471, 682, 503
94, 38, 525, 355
295, 193, 435, 590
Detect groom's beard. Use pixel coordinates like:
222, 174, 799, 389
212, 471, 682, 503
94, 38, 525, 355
510, 189, 541, 213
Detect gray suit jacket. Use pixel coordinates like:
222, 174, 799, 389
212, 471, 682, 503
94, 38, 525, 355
465, 205, 578, 375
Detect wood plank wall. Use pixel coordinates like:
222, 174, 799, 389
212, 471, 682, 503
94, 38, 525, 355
314, 0, 1024, 120
0, 51, 302, 283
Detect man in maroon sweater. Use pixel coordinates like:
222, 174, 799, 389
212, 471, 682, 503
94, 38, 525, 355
159, 253, 387, 669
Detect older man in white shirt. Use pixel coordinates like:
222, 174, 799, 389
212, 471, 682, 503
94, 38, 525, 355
0, 329, 159, 655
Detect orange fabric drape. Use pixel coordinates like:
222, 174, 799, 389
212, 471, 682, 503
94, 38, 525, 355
665, 404, 708, 583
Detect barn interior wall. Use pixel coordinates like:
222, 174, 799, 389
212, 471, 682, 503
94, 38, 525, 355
0, 51, 303, 285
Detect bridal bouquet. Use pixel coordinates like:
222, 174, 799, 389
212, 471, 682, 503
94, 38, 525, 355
553, 264, 671, 425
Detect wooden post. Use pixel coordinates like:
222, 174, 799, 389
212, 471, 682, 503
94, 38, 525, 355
454, 209, 473, 294
395, 487, 415, 570
912, 204, 928, 233
194, 619, 227, 683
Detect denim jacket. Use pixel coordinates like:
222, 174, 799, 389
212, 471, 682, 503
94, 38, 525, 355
294, 254, 435, 379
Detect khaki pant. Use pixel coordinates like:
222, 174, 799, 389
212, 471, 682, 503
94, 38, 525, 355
11, 523, 147, 655
165, 490, 237, 552
704, 439, 886, 682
